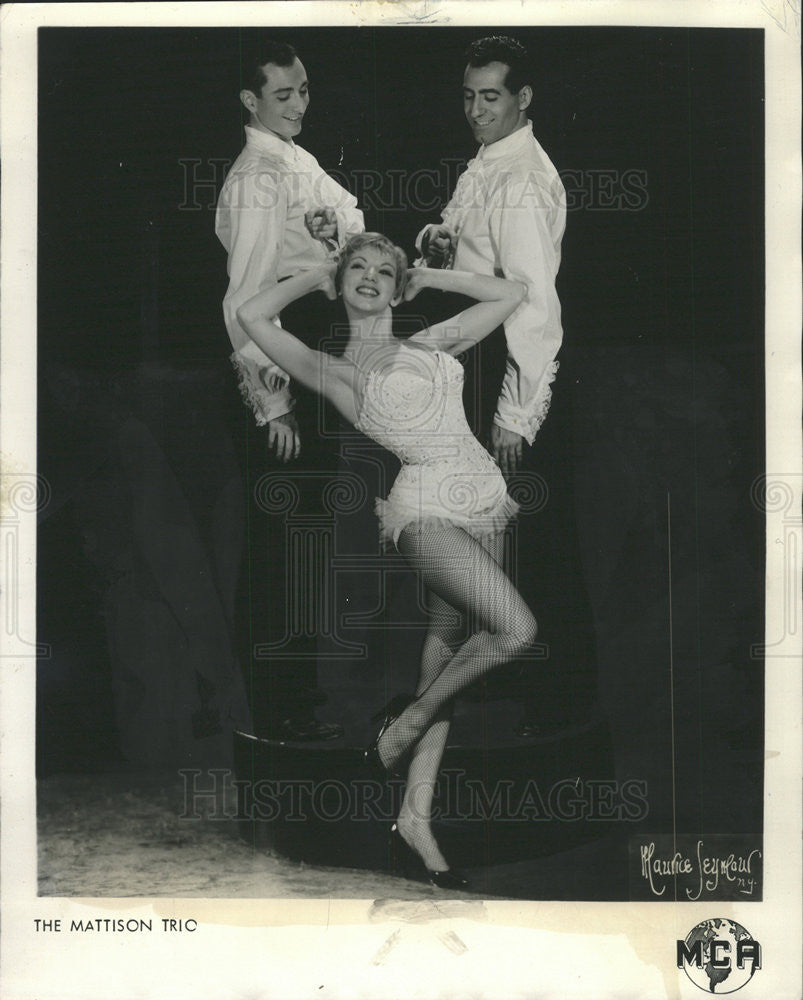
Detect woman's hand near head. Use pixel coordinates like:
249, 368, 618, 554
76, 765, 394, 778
314, 259, 338, 300
402, 267, 430, 302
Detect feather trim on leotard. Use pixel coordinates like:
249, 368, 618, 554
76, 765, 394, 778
375, 491, 520, 550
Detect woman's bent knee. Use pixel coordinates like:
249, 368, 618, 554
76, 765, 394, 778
511, 614, 537, 654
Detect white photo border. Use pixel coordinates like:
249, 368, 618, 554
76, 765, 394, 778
1, 2, 800, 998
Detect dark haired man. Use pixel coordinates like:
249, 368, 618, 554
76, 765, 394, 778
419, 37, 599, 738
216, 41, 364, 457
216, 43, 363, 740
419, 35, 565, 475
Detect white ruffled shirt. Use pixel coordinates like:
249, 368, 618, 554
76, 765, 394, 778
216, 126, 364, 424
417, 122, 566, 445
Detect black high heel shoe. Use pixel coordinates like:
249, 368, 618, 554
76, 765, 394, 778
389, 824, 470, 890
363, 694, 414, 777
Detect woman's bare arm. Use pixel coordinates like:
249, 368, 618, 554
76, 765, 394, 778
406, 268, 526, 354
236, 264, 359, 424
236, 265, 332, 396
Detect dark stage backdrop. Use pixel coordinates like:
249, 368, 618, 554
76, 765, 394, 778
37, 26, 764, 878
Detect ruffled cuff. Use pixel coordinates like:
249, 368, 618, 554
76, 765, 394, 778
413, 225, 436, 268
334, 207, 363, 248
230, 351, 294, 426
494, 360, 559, 446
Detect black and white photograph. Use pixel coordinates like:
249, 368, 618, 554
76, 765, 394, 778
1, 2, 800, 998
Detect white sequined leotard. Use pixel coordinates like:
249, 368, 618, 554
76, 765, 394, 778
354, 342, 519, 548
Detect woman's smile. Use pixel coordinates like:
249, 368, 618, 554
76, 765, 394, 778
342, 248, 398, 309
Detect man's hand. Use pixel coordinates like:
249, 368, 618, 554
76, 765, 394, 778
305, 207, 338, 244
267, 411, 301, 462
421, 224, 456, 268
489, 424, 524, 475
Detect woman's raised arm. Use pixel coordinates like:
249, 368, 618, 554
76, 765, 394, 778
236, 264, 336, 396
407, 268, 526, 354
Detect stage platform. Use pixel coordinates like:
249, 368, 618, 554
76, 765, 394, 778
234, 706, 615, 874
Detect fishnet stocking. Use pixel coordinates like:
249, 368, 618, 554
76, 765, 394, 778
396, 592, 462, 871
380, 523, 537, 781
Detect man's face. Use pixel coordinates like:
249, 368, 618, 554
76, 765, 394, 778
463, 61, 527, 146
245, 58, 309, 142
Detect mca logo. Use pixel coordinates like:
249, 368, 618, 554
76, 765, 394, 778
677, 918, 761, 993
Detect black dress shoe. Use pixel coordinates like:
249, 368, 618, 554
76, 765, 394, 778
388, 824, 470, 890
272, 718, 344, 741
428, 868, 471, 890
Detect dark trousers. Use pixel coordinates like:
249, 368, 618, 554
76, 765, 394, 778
462, 328, 601, 725
227, 296, 342, 734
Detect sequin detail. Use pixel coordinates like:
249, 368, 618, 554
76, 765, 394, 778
355, 344, 519, 548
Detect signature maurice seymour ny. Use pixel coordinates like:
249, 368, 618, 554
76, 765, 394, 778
639, 840, 761, 899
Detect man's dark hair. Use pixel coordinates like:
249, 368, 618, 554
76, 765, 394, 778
244, 41, 298, 97
465, 35, 529, 94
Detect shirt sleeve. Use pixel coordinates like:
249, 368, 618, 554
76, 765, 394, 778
334, 203, 365, 245
489, 176, 564, 445
413, 186, 460, 262
412, 225, 429, 266
217, 169, 294, 424
313, 169, 364, 244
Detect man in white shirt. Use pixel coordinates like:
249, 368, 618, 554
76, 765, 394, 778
418, 35, 566, 475
216, 40, 364, 459
419, 37, 599, 737
216, 42, 363, 740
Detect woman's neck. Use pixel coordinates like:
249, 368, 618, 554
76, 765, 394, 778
342, 311, 397, 366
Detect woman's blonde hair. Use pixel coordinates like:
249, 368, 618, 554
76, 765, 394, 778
335, 233, 409, 299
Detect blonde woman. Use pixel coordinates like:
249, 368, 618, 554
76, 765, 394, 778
237, 233, 537, 888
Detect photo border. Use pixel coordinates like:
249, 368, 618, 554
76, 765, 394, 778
1, 2, 800, 997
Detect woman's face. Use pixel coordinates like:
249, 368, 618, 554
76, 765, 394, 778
340, 246, 399, 313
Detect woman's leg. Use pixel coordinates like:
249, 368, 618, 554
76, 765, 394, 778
379, 523, 537, 770
396, 591, 464, 871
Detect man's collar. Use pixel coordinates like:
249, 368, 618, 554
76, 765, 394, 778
244, 124, 298, 161
476, 120, 533, 162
